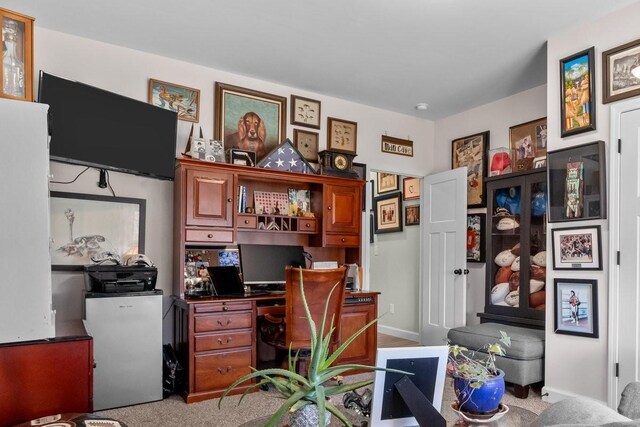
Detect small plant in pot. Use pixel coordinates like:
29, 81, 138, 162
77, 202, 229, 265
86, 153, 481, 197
219, 271, 408, 427
448, 331, 511, 415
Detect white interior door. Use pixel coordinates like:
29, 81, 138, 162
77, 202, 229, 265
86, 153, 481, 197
616, 107, 640, 403
421, 167, 467, 345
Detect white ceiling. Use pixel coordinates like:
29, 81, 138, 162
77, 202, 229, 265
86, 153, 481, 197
2, 0, 637, 119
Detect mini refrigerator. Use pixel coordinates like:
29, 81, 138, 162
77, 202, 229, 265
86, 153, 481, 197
84, 290, 163, 410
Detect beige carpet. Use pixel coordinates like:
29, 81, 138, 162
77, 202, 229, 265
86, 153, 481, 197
98, 374, 549, 426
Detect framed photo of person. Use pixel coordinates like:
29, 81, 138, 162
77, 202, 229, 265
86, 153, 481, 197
509, 117, 547, 171
405, 205, 420, 226
551, 225, 602, 270
451, 131, 489, 208
466, 213, 486, 263
373, 192, 402, 234
560, 47, 596, 137
377, 172, 399, 194
554, 278, 599, 338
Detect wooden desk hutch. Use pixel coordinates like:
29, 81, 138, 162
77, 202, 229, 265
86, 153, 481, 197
172, 157, 377, 403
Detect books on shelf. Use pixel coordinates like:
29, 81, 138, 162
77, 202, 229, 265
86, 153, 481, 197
237, 185, 247, 213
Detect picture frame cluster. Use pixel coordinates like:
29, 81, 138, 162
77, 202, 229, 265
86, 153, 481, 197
372, 173, 421, 233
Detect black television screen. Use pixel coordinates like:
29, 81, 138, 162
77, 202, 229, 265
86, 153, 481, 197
239, 244, 305, 284
38, 71, 178, 180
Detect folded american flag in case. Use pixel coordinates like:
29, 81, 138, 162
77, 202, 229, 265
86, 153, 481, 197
257, 139, 316, 174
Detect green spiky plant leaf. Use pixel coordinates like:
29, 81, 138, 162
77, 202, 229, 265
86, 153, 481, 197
219, 269, 410, 427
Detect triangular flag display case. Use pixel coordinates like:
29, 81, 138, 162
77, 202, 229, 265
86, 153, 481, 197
257, 138, 316, 174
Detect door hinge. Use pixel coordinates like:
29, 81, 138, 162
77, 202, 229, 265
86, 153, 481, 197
618, 138, 622, 154
617, 251, 621, 265
616, 362, 619, 377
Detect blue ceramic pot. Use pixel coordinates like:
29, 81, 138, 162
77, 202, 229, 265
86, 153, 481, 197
453, 369, 505, 414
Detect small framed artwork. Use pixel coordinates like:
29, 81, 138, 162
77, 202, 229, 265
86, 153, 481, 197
551, 225, 602, 270
560, 47, 596, 136
293, 129, 319, 162
533, 156, 546, 169
405, 205, 420, 226
374, 192, 402, 234
403, 177, 420, 200
451, 131, 489, 208
352, 162, 367, 211
547, 140, 606, 222
509, 117, 547, 171
603, 38, 640, 104
148, 78, 200, 123
377, 172, 399, 194
214, 82, 287, 162
229, 149, 256, 167
290, 95, 321, 129
554, 278, 599, 338
327, 117, 358, 155
50, 192, 145, 271
466, 213, 486, 263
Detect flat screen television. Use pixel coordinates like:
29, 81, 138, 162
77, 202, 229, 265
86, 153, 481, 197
38, 71, 178, 180
238, 244, 305, 285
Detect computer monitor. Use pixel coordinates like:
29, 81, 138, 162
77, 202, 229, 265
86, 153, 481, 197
238, 244, 305, 285
371, 346, 448, 426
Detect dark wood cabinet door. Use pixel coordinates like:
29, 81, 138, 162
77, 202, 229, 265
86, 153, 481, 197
336, 303, 376, 366
186, 168, 234, 227
324, 184, 361, 234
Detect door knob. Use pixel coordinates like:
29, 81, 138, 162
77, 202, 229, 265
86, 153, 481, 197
454, 268, 470, 275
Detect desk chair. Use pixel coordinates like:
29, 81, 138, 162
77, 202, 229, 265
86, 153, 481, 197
260, 266, 347, 374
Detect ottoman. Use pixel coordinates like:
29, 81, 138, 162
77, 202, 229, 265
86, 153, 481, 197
447, 322, 544, 398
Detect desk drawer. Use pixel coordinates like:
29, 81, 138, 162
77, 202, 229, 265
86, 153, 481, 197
186, 228, 234, 243
195, 331, 252, 352
237, 215, 257, 229
195, 301, 252, 313
325, 233, 359, 247
298, 218, 317, 233
195, 312, 253, 332
194, 348, 252, 392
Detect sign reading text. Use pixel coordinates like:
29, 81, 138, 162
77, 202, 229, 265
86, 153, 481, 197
381, 136, 414, 157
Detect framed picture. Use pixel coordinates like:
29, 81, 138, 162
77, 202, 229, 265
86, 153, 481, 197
551, 225, 602, 270
374, 192, 402, 234
214, 82, 287, 163
327, 117, 358, 155
451, 131, 489, 208
560, 47, 596, 137
229, 149, 256, 167
554, 278, 599, 338
405, 205, 420, 226
377, 172, 399, 194
467, 213, 486, 263
381, 135, 414, 157
509, 117, 547, 171
293, 129, 319, 162
352, 162, 367, 211
50, 192, 145, 271
290, 95, 321, 129
603, 38, 640, 104
403, 177, 420, 200
547, 140, 606, 222
148, 78, 200, 123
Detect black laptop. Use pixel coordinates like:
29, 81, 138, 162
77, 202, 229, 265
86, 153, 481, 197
207, 266, 269, 298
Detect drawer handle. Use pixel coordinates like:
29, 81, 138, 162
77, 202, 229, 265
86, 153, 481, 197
227, 198, 232, 203
207, 233, 213, 238
305, 223, 310, 228
341, 238, 346, 243
244, 220, 249, 224
217, 337, 233, 345
328, 206, 332, 211
217, 319, 232, 326
217, 366, 233, 374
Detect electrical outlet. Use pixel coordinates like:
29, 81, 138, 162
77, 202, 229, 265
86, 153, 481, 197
390, 303, 395, 314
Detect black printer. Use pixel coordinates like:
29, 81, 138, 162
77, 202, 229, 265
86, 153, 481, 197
84, 264, 158, 293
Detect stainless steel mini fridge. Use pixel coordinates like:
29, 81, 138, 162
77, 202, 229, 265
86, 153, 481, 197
84, 290, 163, 410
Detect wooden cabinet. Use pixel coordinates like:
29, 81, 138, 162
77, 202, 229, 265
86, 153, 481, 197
0, 321, 93, 426
336, 297, 377, 367
185, 168, 234, 228
480, 169, 547, 327
321, 184, 361, 248
0, 8, 34, 102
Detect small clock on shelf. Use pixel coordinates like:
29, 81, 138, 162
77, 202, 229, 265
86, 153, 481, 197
318, 150, 358, 178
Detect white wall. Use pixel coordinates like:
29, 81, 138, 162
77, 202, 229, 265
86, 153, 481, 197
34, 28, 435, 343
433, 85, 547, 326
543, 1, 640, 404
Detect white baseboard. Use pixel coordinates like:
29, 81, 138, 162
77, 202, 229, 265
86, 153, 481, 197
541, 386, 600, 404
378, 325, 420, 342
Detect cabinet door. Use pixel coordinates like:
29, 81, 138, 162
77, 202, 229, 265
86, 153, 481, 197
336, 303, 376, 366
324, 184, 361, 234
186, 169, 234, 227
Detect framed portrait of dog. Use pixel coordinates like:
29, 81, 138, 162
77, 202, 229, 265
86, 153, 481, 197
214, 82, 287, 163
509, 117, 547, 172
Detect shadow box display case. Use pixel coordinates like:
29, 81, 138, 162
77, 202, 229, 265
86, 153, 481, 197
481, 168, 547, 328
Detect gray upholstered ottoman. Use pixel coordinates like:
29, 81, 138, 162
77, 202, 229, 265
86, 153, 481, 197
447, 322, 544, 398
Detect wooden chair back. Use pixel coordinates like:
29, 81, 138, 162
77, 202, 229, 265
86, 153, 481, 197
284, 266, 347, 350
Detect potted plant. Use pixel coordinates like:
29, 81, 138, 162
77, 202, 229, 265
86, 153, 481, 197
448, 331, 511, 415
219, 271, 408, 427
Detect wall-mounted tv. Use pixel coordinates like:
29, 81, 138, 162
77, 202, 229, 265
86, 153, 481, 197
38, 71, 178, 181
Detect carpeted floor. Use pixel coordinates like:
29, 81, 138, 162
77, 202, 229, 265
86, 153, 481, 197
98, 374, 549, 426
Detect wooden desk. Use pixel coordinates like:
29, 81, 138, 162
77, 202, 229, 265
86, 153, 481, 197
0, 320, 93, 427
173, 291, 378, 403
